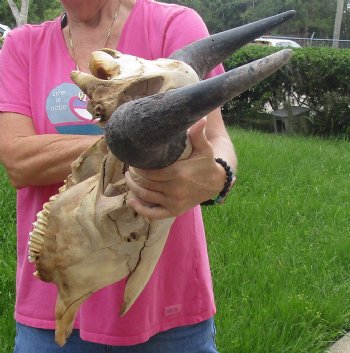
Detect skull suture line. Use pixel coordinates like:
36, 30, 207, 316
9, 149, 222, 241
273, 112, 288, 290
28, 11, 296, 346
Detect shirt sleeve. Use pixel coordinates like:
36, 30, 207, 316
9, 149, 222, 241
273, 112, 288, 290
0, 27, 32, 117
161, 7, 224, 78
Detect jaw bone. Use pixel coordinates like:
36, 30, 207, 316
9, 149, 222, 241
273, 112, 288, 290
29, 138, 175, 346
29, 11, 295, 346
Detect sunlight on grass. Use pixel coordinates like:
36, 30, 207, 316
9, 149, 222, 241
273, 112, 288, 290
0, 129, 349, 352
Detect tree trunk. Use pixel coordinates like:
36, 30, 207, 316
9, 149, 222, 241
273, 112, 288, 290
6, 0, 29, 26
333, 0, 345, 48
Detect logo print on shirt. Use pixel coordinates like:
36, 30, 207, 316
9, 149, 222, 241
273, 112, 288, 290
46, 82, 103, 135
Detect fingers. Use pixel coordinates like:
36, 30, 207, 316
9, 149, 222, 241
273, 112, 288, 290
126, 170, 186, 218
129, 117, 213, 183
187, 117, 213, 157
127, 198, 173, 219
125, 171, 166, 206
188, 116, 207, 139
125, 117, 218, 220
130, 164, 176, 182
127, 168, 165, 191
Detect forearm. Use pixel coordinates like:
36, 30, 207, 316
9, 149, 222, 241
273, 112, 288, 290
206, 108, 237, 174
0, 113, 100, 188
209, 133, 237, 172
7, 135, 98, 188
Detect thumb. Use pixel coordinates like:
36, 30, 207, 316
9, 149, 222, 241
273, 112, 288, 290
188, 118, 210, 154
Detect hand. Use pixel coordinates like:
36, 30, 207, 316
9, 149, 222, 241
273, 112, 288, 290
125, 118, 226, 219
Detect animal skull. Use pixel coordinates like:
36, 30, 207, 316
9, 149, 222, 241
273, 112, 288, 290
72, 49, 200, 123
29, 52, 199, 346
29, 137, 176, 346
28, 11, 296, 346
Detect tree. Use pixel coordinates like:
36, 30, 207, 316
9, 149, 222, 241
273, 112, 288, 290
6, 0, 29, 26
241, 0, 338, 38
333, 0, 345, 47
160, 0, 250, 33
1, 0, 62, 28
159, 0, 339, 37
0, 1, 14, 28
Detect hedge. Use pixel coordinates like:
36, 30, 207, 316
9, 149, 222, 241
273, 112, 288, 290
223, 46, 350, 138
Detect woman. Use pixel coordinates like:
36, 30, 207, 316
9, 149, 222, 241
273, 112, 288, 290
0, 0, 237, 352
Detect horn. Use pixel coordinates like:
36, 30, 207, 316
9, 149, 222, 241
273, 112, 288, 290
106, 49, 292, 169
71, 71, 103, 95
169, 10, 296, 79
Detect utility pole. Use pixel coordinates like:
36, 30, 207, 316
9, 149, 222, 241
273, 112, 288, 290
333, 0, 345, 48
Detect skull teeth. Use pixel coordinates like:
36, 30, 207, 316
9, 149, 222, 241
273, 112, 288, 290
58, 185, 67, 193
42, 201, 51, 215
29, 176, 69, 267
29, 204, 50, 263
28, 251, 38, 263
28, 229, 45, 263
29, 232, 45, 244
32, 220, 46, 233
49, 194, 59, 202
32, 227, 45, 237
29, 235, 44, 246
28, 241, 42, 253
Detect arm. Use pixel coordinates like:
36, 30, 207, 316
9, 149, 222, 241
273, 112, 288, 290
0, 113, 99, 189
206, 108, 237, 172
0, 28, 100, 189
125, 108, 237, 219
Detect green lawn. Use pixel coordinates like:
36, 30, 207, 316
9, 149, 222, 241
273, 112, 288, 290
0, 128, 349, 352
0, 164, 16, 353
204, 129, 350, 353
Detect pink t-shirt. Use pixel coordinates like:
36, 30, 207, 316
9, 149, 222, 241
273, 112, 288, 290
0, 0, 223, 346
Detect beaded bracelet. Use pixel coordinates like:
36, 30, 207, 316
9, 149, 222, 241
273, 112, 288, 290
201, 158, 235, 206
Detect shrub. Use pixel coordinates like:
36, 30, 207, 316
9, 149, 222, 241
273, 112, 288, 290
223, 46, 350, 138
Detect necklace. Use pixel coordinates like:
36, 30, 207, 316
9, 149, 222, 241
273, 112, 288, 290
68, 0, 120, 72
67, 1, 120, 102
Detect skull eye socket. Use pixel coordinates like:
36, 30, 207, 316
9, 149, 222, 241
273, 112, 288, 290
89, 50, 120, 79
96, 68, 111, 80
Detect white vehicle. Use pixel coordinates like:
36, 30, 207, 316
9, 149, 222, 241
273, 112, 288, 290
0, 24, 11, 38
253, 37, 301, 48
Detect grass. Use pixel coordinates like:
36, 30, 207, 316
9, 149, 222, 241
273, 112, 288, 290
0, 167, 16, 353
204, 128, 350, 353
0, 128, 349, 352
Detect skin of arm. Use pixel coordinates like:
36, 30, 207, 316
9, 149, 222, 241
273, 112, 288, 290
125, 108, 237, 219
0, 112, 100, 189
0, 109, 236, 216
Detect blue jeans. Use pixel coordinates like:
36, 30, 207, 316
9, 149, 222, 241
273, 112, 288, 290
14, 318, 219, 353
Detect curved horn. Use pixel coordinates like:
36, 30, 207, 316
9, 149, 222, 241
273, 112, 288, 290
169, 10, 296, 79
106, 49, 292, 169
